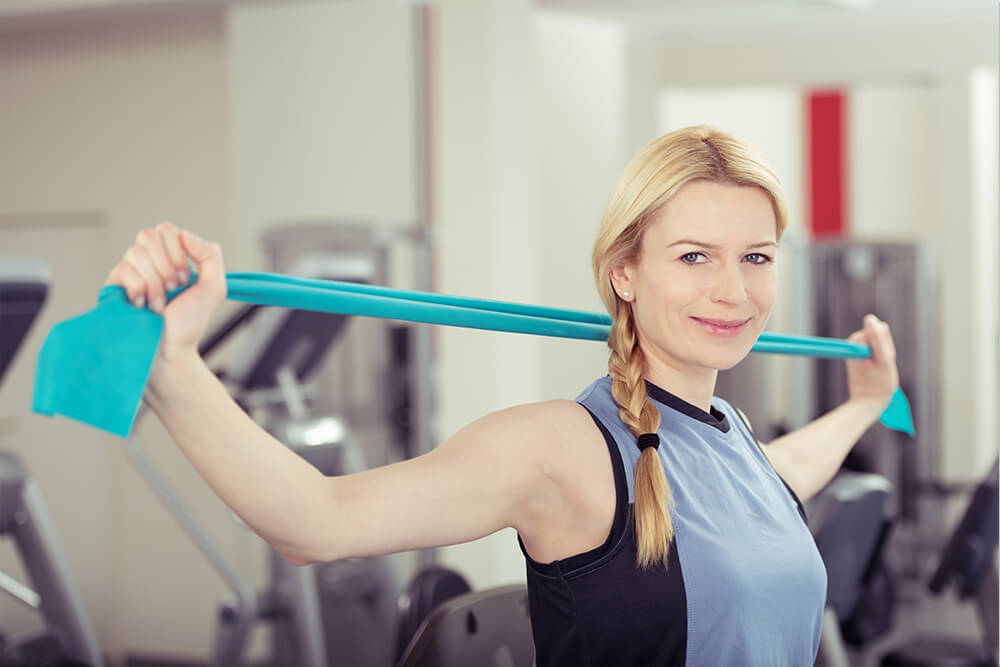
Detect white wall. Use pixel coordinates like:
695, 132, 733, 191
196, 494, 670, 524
968, 68, 999, 481
0, 8, 230, 661
534, 11, 625, 403
227, 1, 417, 272
629, 19, 996, 89
850, 84, 938, 241
432, 0, 542, 591
931, 69, 1000, 483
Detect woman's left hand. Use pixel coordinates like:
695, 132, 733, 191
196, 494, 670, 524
845, 313, 900, 407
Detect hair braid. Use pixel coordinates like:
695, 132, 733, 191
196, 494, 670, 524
608, 301, 674, 569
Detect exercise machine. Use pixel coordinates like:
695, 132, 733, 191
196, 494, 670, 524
0, 257, 104, 667
127, 252, 469, 666
397, 584, 533, 667
808, 471, 895, 667
879, 458, 998, 666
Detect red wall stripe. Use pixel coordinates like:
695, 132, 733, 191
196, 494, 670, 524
807, 91, 847, 239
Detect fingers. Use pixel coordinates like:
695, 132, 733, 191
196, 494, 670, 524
157, 223, 190, 287
850, 314, 896, 364
108, 223, 206, 313
124, 244, 167, 312
108, 263, 148, 309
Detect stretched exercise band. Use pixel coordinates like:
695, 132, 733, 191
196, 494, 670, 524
32, 272, 915, 439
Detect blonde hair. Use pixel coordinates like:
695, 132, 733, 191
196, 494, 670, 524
592, 125, 789, 569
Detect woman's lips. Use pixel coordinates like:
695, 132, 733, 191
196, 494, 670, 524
692, 317, 750, 337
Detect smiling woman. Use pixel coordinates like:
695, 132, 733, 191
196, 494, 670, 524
593, 126, 790, 564
94, 124, 899, 667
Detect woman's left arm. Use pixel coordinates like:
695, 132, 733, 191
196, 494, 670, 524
759, 314, 901, 504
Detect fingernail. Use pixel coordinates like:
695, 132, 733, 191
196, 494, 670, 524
151, 296, 165, 313
134, 296, 145, 309
177, 270, 188, 285
166, 280, 178, 291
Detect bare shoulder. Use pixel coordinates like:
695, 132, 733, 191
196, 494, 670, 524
494, 399, 604, 468
498, 399, 616, 562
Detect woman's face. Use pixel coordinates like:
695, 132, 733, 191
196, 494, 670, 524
612, 180, 779, 373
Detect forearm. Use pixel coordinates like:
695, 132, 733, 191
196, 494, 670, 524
767, 397, 885, 503
144, 351, 334, 564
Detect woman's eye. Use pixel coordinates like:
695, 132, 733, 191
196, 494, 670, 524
746, 253, 773, 265
680, 252, 705, 264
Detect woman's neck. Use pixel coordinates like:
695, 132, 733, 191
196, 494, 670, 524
641, 360, 718, 414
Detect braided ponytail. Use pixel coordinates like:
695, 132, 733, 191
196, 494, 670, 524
592, 125, 791, 570
608, 300, 673, 569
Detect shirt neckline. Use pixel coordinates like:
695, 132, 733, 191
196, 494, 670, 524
643, 379, 730, 434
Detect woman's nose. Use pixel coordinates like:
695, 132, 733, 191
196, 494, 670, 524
709, 265, 748, 304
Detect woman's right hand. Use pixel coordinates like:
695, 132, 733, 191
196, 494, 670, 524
104, 222, 227, 363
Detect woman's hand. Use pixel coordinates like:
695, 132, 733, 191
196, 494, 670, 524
104, 222, 227, 362
845, 313, 900, 408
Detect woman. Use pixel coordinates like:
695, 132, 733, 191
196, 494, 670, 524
106, 125, 900, 666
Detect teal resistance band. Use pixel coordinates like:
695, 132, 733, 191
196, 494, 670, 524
33, 272, 915, 438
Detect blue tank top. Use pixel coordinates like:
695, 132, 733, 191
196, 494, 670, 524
518, 376, 827, 666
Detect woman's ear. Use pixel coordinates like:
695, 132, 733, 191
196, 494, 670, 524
609, 263, 634, 301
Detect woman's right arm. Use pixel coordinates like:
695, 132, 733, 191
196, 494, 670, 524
111, 224, 568, 566
146, 353, 570, 565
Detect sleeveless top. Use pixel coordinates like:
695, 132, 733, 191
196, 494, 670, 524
517, 376, 827, 666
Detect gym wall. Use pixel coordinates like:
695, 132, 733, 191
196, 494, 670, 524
0, 1, 995, 664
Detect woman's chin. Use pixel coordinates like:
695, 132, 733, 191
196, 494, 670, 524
701, 348, 753, 371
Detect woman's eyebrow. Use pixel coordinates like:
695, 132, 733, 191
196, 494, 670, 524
667, 240, 780, 250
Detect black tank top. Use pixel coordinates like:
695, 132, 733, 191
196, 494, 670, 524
516, 377, 825, 667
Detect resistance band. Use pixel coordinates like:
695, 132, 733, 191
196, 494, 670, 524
32, 273, 915, 438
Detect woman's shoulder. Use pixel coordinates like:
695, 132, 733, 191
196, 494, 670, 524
502, 398, 603, 445
494, 398, 608, 474
506, 399, 619, 561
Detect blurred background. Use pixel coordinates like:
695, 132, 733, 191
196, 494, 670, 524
0, 0, 996, 666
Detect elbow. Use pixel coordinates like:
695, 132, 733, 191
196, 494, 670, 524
277, 538, 344, 567
276, 477, 347, 567
278, 547, 318, 567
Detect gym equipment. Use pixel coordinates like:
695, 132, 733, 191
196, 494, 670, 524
126, 405, 400, 667
397, 584, 533, 667
812, 241, 936, 522
807, 471, 895, 667
259, 223, 435, 468
0, 258, 104, 667
127, 253, 475, 667
395, 567, 471, 663
879, 458, 999, 666
31, 271, 915, 438
125, 254, 411, 667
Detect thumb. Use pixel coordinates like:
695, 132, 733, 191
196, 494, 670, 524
846, 328, 875, 361
179, 229, 211, 260
178, 230, 225, 281
847, 329, 865, 342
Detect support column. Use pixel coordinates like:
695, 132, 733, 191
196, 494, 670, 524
434, 0, 540, 589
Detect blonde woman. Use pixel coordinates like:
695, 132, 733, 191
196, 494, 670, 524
106, 126, 900, 666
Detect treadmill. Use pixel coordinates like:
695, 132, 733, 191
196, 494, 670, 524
0, 257, 104, 667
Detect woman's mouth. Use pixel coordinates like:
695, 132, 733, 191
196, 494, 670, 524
692, 317, 750, 337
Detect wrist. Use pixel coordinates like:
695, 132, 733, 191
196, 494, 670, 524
846, 394, 888, 423
145, 348, 206, 405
